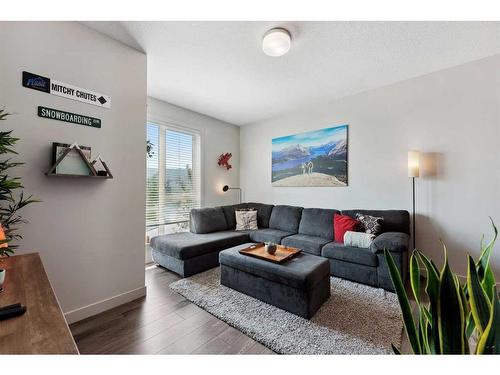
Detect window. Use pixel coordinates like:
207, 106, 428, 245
146, 122, 201, 244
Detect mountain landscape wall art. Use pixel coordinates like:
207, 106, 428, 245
272, 125, 348, 187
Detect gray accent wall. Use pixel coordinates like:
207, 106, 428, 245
240, 54, 500, 277
0, 22, 147, 323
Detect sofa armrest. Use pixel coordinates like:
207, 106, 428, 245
371, 232, 409, 254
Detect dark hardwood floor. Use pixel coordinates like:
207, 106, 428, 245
70, 265, 274, 354
71, 265, 417, 355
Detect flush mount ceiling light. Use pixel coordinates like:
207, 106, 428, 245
262, 28, 291, 57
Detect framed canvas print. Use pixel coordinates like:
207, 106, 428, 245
272, 124, 348, 187
52, 142, 92, 175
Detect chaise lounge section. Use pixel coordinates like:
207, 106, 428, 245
150, 202, 410, 291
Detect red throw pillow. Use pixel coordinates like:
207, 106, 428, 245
334, 214, 360, 243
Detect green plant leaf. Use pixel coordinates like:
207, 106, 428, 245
476, 219, 497, 279
417, 251, 441, 353
410, 251, 421, 305
391, 343, 401, 354
466, 313, 476, 339
481, 265, 496, 302
438, 246, 466, 354
475, 286, 500, 354
419, 311, 431, 354
384, 249, 421, 354
457, 275, 470, 354
467, 255, 491, 334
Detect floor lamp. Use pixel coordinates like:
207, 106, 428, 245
222, 185, 242, 204
408, 151, 420, 250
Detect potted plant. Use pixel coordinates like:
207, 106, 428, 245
385, 219, 499, 354
0, 109, 37, 291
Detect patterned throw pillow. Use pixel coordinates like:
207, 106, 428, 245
355, 213, 384, 235
235, 209, 258, 231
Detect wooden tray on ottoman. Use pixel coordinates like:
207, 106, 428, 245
239, 243, 301, 264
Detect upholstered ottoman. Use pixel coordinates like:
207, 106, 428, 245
219, 244, 331, 319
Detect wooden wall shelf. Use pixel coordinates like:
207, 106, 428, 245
45, 173, 113, 179
46, 142, 113, 180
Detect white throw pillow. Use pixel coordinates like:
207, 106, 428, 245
235, 209, 258, 231
343, 231, 375, 248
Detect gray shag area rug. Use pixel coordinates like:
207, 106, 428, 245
169, 267, 403, 354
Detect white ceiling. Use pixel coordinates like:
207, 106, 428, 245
83, 21, 500, 126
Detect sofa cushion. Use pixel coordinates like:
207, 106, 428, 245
246, 202, 274, 228
219, 245, 330, 290
341, 209, 410, 235
222, 203, 274, 229
298, 208, 339, 240
371, 232, 410, 254
190, 207, 228, 234
281, 234, 331, 256
248, 228, 295, 244
150, 230, 249, 260
334, 213, 360, 243
321, 242, 378, 267
221, 204, 249, 229
269, 205, 303, 233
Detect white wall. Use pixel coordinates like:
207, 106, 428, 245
147, 97, 240, 207
240, 54, 500, 277
0, 22, 147, 323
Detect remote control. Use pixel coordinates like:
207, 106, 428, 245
0, 305, 27, 321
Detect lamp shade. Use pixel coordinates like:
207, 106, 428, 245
408, 151, 420, 178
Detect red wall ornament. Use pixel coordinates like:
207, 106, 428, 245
217, 152, 232, 170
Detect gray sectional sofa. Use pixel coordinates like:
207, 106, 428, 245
150, 203, 410, 291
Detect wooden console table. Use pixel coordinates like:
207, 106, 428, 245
0, 253, 79, 354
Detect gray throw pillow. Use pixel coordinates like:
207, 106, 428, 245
235, 209, 258, 231
356, 213, 383, 235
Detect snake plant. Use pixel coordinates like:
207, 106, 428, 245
385, 219, 499, 354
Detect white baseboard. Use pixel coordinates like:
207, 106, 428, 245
64, 285, 147, 324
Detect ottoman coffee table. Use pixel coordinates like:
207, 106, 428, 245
219, 243, 331, 319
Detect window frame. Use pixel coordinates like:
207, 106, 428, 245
146, 116, 205, 230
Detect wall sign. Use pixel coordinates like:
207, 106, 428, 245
38, 106, 101, 128
22, 71, 111, 109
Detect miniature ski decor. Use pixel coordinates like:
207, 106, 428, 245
217, 152, 233, 170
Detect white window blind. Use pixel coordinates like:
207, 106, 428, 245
146, 122, 201, 228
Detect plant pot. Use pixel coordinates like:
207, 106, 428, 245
0, 269, 5, 292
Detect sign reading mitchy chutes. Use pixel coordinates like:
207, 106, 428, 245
22, 71, 111, 109
38, 106, 101, 128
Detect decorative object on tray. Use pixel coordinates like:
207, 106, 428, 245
264, 242, 277, 254
272, 124, 348, 187
46, 142, 113, 179
239, 243, 300, 264
0, 109, 39, 291
235, 208, 258, 231
356, 213, 383, 235
217, 152, 232, 170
